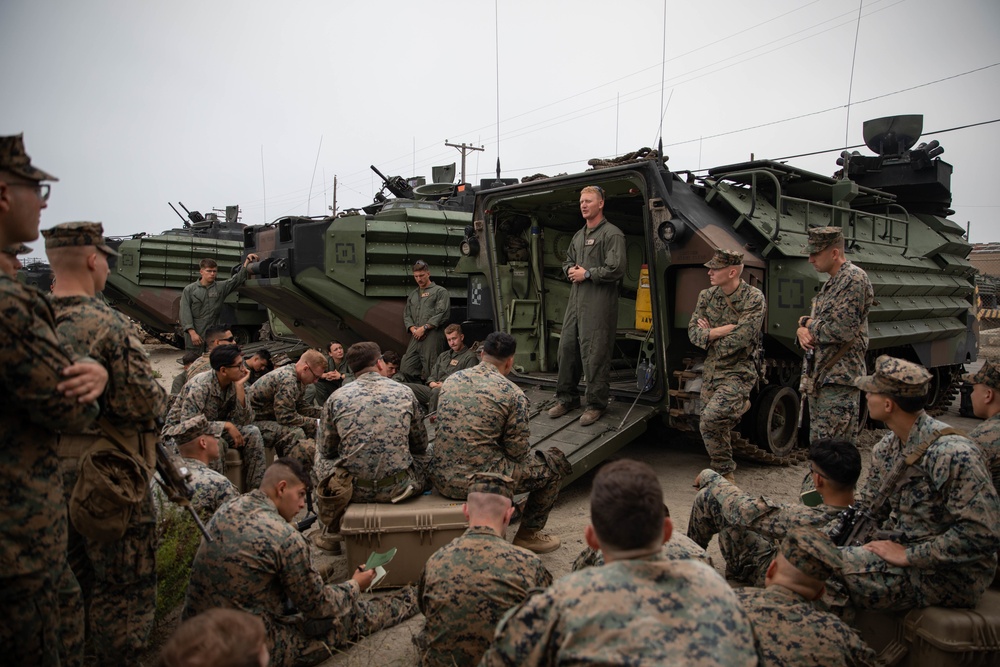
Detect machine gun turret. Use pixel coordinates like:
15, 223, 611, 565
370, 164, 415, 200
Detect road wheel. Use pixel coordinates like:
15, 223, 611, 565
754, 385, 800, 457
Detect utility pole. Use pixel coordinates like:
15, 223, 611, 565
445, 140, 484, 184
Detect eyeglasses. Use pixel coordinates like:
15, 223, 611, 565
223, 362, 244, 369
219, 336, 236, 343
6, 182, 50, 202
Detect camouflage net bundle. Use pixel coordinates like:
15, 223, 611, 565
588, 147, 664, 170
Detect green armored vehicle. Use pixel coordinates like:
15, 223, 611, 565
456, 114, 975, 482
103, 204, 268, 347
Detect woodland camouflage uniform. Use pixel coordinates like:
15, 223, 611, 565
688, 249, 765, 475
248, 363, 320, 472
965, 360, 1000, 491
572, 532, 714, 571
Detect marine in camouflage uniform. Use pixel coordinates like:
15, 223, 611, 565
184, 462, 418, 667
407, 324, 478, 412
834, 356, 1000, 611
178, 255, 256, 351
45, 222, 169, 665
400, 260, 451, 382
572, 532, 714, 571
0, 134, 106, 667
480, 459, 758, 666
318, 344, 430, 504
965, 359, 1000, 491
163, 348, 267, 490
432, 333, 568, 545
550, 185, 626, 425
688, 249, 766, 476
735, 528, 879, 667
248, 353, 326, 472
797, 227, 873, 444
417, 473, 552, 667
153, 415, 239, 521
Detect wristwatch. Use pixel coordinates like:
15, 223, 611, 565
584, 270, 591, 280
798, 316, 810, 328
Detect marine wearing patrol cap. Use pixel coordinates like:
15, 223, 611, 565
781, 527, 842, 582
964, 359, 1000, 391
466, 472, 514, 500
1, 243, 31, 256
704, 249, 744, 269
162, 414, 225, 445
0, 133, 58, 181
803, 226, 844, 254
854, 354, 931, 397
42, 221, 119, 256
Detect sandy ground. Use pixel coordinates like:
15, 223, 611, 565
144, 343, 988, 666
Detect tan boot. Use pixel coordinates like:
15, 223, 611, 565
579, 408, 604, 427
547, 402, 577, 418
513, 529, 561, 554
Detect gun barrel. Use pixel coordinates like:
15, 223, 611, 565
370, 165, 389, 183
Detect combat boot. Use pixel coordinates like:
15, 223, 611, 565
547, 401, 579, 418
579, 408, 604, 426
513, 528, 561, 554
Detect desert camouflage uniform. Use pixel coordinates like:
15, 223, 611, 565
319, 371, 429, 502
178, 265, 249, 351
417, 525, 552, 667
480, 555, 759, 666
184, 489, 417, 667
164, 369, 266, 489
969, 413, 1000, 492
0, 276, 101, 667
183, 352, 211, 382
407, 345, 478, 411
834, 413, 1000, 610
687, 470, 843, 585
803, 260, 873, 443
51, 294, 168, 665
152, 457, 238, 521
555, 218, 626, 412
572, 533, 714, 571
734, 585, 878, 667
400, 280, 451, 382
432, 362, 563, 533
689, 281, 765, 474
248, 363, 320, 471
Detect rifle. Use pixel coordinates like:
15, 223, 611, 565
797, 304, 815, 428
296, 488, 318, 532
154, 440, 213, 542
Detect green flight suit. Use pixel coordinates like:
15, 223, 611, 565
178, 265, 249, 351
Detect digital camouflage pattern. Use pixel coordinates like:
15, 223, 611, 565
704, 248, 744, 268
164, 369, 266, 489
854, 354, 932, 397
417, 525, 552, 667
432, 362, 562, 533
51, 293, 168, 664
688, 281, 765, 474
803, 226, 844, 254
152, 457, 239, 521
400, 280, 451, 381
479, 555, 759, 667
969, 413, 1000, 492
688, 470, 844, 586
555, 218, 626, 411
0, 133, 58, 181
572, 533, 714, 571
178, 264, 249, 350
836, 412, 1000, 610
803, 260, 873, 443
248, 363, 320, 470
0, 275, 99, 666
184, 489, 418, 667
734, 585, 878, 667
318, 371, 429, 502
408, 344, 478, 411
42, 220, 118, 255
183, 352, 211, 381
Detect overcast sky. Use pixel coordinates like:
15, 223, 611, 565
3, 0, 998, 243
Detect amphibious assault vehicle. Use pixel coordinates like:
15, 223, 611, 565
455, 114, 975, 482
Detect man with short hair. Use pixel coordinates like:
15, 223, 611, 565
164, 344, 267, 490
965, 359, 1000, 491
417, 473, 552, 667
688, 439, 860, 585
245, 348, 274, 385
317, 341, 430, 522
248, 349, 325, 471
156, 414, 239, 519
179, 254, 257, 351
184, 458, 418, 667
547, 184, 626, 427
480, 459, 759, 666
406, 323, 477, 412
171, 349, 202, 396
433, 331, 570, 554
0, 241, 31, 275
183, 324, 236, 380
46, 221, 169, 665
380, 350, 401, 378
735, 528, 879, 666
688, 248, 766, 482
0, 134, 109, 667
797, 226, 874, 444
836, 355, 999, 610
399, 259, 451, 382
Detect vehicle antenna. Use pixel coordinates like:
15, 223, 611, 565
260, 145, 267, 224
844, 0, 865, 146
307, 135, 323, 216
494, 0, 501, 170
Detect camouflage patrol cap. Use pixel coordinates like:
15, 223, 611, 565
854, 355, 931, 397
1, 243, 31, 256
466, 472, 514, 500
162, 415, 224, 444
42, 222, 119, 256
964, 359, 1000, 391
0, 134, 58, 182
704, 249, 744, 269
803, 226, 844, 254
781, 527, 842, 581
